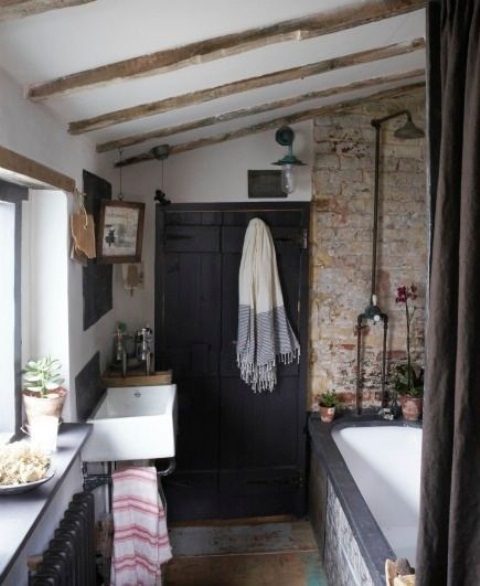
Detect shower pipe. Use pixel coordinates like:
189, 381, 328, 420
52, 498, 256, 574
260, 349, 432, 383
370, 110, 417, 297
355, 110, 420, 415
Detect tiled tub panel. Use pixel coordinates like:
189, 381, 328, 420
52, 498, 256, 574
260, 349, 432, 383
324, 479, 375, 586
308, 416, 401, 586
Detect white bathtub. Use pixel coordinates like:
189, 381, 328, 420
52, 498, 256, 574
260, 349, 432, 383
332, 425, 422, 565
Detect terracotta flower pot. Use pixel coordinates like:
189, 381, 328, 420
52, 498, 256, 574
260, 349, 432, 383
319, 406, 336, 423
23, 387, 67, 426
400, 395, 423, 421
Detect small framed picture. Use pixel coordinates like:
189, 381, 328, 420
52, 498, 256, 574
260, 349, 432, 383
248, 170, 287, 198
97, 200, 145, 263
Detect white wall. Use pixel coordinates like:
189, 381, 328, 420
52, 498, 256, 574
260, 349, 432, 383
0, 67, 118, 408
114, 121, 313, 331
1, 66, 313, 409
22, 191, 71, 416
0, 64, 117, 581
0, 68, 112, 188
0, 60, 313, 580
165, 122, 312, 203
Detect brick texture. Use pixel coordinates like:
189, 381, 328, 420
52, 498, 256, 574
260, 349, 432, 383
309, 92, 427, 410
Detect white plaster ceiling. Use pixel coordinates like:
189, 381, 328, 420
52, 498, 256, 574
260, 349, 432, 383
0, 0, 426, 163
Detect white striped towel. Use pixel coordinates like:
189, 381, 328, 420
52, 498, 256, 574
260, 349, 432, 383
110, 467, 172, 586
236, 217, 300, 392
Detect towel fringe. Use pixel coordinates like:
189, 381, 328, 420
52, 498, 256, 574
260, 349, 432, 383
237, 356, 276, 392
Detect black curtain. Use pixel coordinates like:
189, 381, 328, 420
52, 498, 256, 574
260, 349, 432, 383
417, 1, 480, 584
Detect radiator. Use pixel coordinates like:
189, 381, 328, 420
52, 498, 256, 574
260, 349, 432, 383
29, 491, 96, 586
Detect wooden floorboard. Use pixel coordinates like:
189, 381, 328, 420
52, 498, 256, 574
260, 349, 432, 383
164, 519, 327, 586
169, 514, 298, 528
164, 551, 326, 586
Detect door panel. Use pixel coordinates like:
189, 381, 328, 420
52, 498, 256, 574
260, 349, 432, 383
220, 377, 299, 469
174, 376, 220, 471
164, 224, 220, 253
161, 470, 219, 521
156, 203, 310, 521
162, 252, 221, 374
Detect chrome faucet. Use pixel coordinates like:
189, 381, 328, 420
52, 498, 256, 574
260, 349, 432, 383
136, 325, 153, 375
113, 327, 128, 377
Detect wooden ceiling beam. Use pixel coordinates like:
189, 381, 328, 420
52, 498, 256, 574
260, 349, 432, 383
115, 81, 425, 167
0, 145, 75, 191
97, 68, 424, 153
70, 37, 425, 136
173, 83, 426, 155
27, 0, 424, 101
0, 0, 96, 22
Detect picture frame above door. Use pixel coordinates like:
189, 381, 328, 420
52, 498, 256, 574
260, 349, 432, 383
97, 200, 145, 263
248, 170, 286, 199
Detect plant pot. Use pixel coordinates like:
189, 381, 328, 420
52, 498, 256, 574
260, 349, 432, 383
319, 406, 336, 423
400, 395, 423, 421
22, 387, 67, 426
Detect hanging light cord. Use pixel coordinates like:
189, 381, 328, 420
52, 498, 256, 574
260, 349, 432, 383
117, 149, 124, 201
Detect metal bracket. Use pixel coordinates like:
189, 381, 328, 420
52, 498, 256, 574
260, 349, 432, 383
82, 459, 176, 493
84, 474, 111, 492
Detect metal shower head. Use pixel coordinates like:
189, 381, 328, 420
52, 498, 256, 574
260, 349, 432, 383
394, 114, 425, 139
371, 110, 425, 140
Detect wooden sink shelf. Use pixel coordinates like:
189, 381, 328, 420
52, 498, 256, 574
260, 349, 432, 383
101, 370, 172, 387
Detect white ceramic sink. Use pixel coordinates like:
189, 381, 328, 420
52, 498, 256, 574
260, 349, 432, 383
81, 384, 177, 462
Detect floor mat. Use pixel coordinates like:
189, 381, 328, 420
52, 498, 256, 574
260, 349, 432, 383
164, 519, 328, 586
169, 520, 318, 556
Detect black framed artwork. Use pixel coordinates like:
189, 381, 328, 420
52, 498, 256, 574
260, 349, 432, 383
97, 200, 145, 263
248, 170, 287, 199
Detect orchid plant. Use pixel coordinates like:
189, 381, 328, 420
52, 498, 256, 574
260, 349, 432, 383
393, 283, 424, 398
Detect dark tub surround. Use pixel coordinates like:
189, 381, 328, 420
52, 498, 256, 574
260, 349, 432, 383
308, 415, 419, 586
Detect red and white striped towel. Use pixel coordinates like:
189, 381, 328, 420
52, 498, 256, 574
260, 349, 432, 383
110, 467, 172, 586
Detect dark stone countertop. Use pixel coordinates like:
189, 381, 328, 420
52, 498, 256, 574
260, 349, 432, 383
0, 423, 92, 583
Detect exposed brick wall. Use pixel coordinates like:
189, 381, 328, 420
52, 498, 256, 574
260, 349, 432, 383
309, 92, 427, 410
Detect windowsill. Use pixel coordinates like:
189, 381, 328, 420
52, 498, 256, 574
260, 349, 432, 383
0, 423, 92, 583
0, 430, 15, 445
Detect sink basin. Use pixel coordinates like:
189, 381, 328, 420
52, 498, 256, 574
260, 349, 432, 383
81, 384, 177, 462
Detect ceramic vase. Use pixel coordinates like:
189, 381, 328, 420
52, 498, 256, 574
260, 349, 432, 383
319, 406, 336, 423
400, 395, 423, 421
23, 388, 67, 426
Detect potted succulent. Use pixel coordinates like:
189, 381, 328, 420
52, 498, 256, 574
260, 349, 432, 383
22, 357, 67, 426
318, 390, 339, 423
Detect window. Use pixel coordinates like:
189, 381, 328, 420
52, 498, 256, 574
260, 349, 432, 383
0, 179, 27, 438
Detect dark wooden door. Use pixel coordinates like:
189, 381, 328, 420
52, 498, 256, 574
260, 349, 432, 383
155, 203, 310, 521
